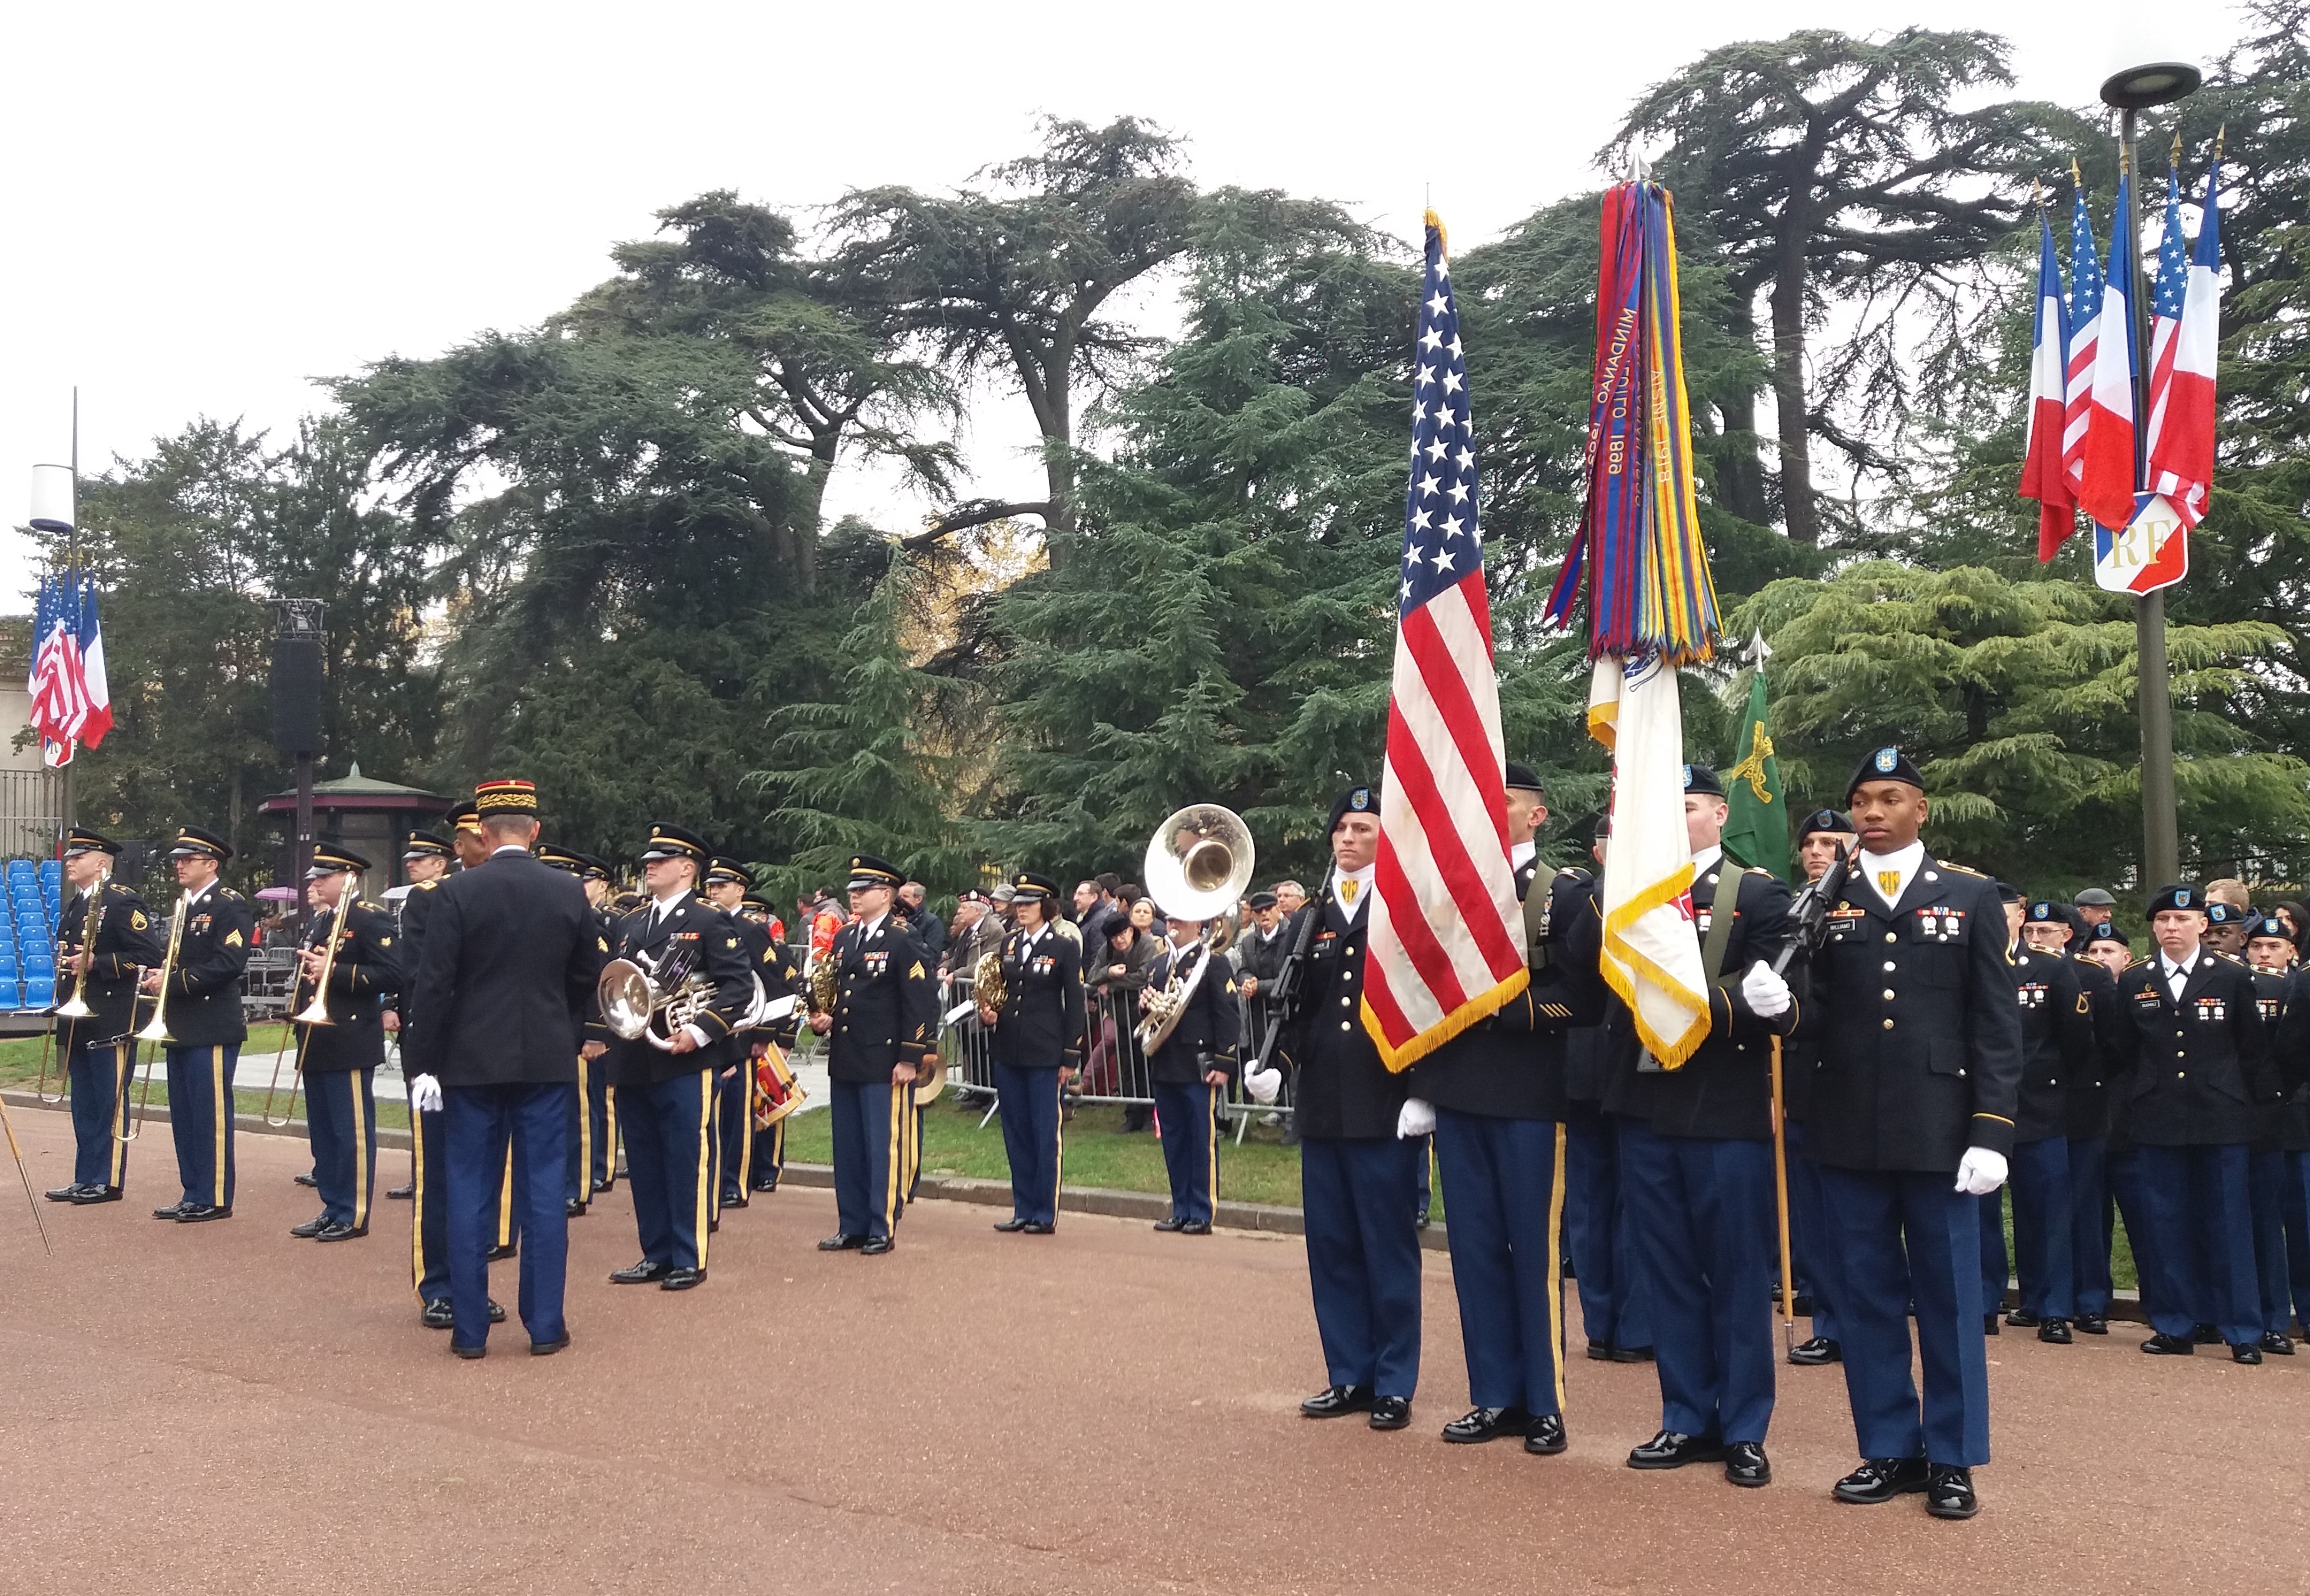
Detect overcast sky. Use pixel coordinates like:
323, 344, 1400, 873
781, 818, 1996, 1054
0, 1, 2240, 606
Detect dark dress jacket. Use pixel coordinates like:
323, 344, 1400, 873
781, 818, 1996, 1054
1143, 940, 1241, 1085
2067, 955, 2118, 1141
156, 881, 253, 1049
824, 913, 938, 1085
400, 850, 606, 1088
2010, 943, 2096, 1143
55, 881, 164, 1047
2100, 949, 2279, 1146
991, 923, 1087, 1071
292, 898, 404, 1073
1273, 890, 1404, 1141
593, 892, 753, 1090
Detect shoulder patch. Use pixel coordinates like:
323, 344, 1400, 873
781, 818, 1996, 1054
909, 961, 925, 980
414, 879, 439, 893
1939, 863, 1985, 877
2126, 956, 2151, 970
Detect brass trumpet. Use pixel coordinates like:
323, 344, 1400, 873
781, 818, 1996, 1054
266, 877, 355, 1127
35, 891, 106, 1103
117, 894, 187, 1144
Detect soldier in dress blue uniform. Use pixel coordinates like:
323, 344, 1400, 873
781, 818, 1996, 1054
1804, 749, 2021, 1522
740, 892, 796, 1191
384, 832, 452, 1205
537, 842, 613, 1219
1607, 765, 1796, 1488
2022, 901, 2120, 1336
596, 824, 753, 1291
700, 856, 804, 1210
289, 843, 404, 1242
1142, 911, 1239, 1234
146, 826, 253, 1222
42, 828, 163, 1205
1562, 809, 1651, 1365
1784, 807, 1856, 1367
982, 871, 1085, 1234
2099, 885, 2278, 1362
1272, 784, 1424, 1432
2244, 916, 2304, 1355
2078, 917, 2138, 1334
1981, 890, 2097, 1346
809, 854, 937, 1255
1407, 763, 1604, 1456
578, 853, 621, 1194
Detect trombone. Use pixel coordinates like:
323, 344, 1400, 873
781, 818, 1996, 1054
34, 891, 105, 1105
265, 877, 352, 1127
116, 894, 187, 1144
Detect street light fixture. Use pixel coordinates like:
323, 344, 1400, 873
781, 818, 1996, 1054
2100, 62, 2203, 111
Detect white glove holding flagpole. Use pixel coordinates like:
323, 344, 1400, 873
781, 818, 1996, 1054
1396, 1096, 1436, 1140
1740, 960, 1792, 1018
408, 1074, 443, 1114
1955, 1147, 2008, 1197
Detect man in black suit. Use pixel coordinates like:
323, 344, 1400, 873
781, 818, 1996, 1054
591, 823, 753, 1292
44, 828, 163, 1205
400, 781, 606, 1357
1607, 765, 1794, 1488
809, 854, 938, 1255
289, 842, 402, 1243
146, 826, 254, 1223
982, 871, 1087, 1234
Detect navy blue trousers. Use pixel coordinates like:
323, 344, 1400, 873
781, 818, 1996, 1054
829, 1077, 912, 1243
715, 1062, 751, 1204
1413, 1132, 1433, 1224
1564, 1105, 1649, 1352
1433, 1109, 1564, 1416
1784, 1120, 1839, 1343
1980, 1136, 2075, 1320
304, 1068, 377, 1230
2068, 1135, 2113, 1317
621, 1069, 714, 1271
2249, 1148, 2294, 1336
751, 1117, 786, 1191
994, 1062, 1062, 1226
163, 1043, 238, 1209
1153, 1080, 1219, 1225
2281, 1149, 2310, 1332
1818, 1166, 1992, 1468
65, 1040, 130, 1189
1301, 1135, 1423, 1400
2106, 1148, 2179, 1326
412, 1105, 450, 1302
444, 1083, 570, 1349
564, 1052, 595, 1208
1621, 1124, 1777, 1443
589, 1070, 618, 1189
2132, 1144, 2259, 1345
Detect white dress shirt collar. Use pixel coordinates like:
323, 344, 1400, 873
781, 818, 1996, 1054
1857, 840, 1928, 907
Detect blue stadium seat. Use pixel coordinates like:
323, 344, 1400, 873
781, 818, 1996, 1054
22, 978, 52, 1008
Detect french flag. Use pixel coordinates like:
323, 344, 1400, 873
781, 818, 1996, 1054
2021, 206, 2075, 561
2059, 177, 2102, 500
2145, 158, 2221, 529
2077, 166, 2140, 533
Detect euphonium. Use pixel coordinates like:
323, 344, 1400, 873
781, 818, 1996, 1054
596, 946, 717, 1051
1136, 803, 1256, 1053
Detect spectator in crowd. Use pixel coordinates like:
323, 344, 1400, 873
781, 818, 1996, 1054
1273, 880, 1307, 919
899, 881, 947, 959
1072, 880, 1101, 927
2276, 900, 2308, 944
1128, 897, 1159, 936
1235, 890, 1291, 1076
1087, 911, 1164, 1130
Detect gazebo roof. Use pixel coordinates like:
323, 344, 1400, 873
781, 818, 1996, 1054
258, 762, 451, 814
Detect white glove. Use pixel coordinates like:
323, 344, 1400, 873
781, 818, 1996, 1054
408, 1073, 443, 1114
1740, 960, 1791, 1019
1396, 1096, 1436, 1140
1242, 1065, 1282, 1105
1954, 1146, 2008, 1197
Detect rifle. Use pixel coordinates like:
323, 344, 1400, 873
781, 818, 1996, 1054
1248, 865, 1335, 1079
1767, 840, 1853, 1352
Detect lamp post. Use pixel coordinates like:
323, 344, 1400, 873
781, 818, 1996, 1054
2100, 61, 2201, 892
28, 447, 77, 852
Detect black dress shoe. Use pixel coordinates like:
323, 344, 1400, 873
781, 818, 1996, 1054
152, 1202, 188, 1220
2260, 1331, 2296, 1355
1586, 1339, 1614, 1361
2192, 1322, 2222, 1344
1833, 1457, 1930, 1504
861, 1235, 895, 1255
1442, 1406, 1532, 1444
1180, 1220, 1212, 1235
176, 1204, 231, 1222
720, 1191, 747, 1209
566, 1198, 586, 1218
707, 1219, 718, 1234
1627, 1429, 1725, 1469
2038, 1317, 2073, 1344
819, 1233, 866, 1251
450, 1342, 486, 1360
993, 1217, 1031, 1233
750, 1177, 779, 1192
661, 1267, 705, 1291
1609, 1345, 1655, 1363
2140, 1331, 2196, 1356
1788, 1336, 1842, 1366
1982, 1314, 2000, 1335
1299, 1384, 1374, 1419
489, 1299, 506, 1323
1523, 1414, 1568, 1455
387, 1182, 414, 1200
609, 1259, 673, 1284
592, 1177, 612, 1194
2004, 1307, 2040, 1328
294, 1172, 318, 1188
487, 1243, 517, 1261
1152, 1217, 1186, 1232
1021, 1221, 1055, 1234
1368, 1396, 1411, 1430
421, 1298, 456, 1330
2230, 1341, 2263, 1364
314, 1221, 367, 1241
1414, 1214, 1430, 1231
289, 1215, 329, 1238
44, 1182, 95, 1202
531, 1334, 571, 1356
1724, 1442, 1771, 1488
1925, 1464, 1979, 1519
2076, 1313, 2108, 1334
70, 1185, 122, 1205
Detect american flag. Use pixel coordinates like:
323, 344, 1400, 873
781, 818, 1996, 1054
1362, 212, 1528, 1071
2144, 157, 2222, 528
2060, 178, 2103, 499
27, 572, 112, 768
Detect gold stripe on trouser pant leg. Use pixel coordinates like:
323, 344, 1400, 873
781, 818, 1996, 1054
107, 1049, 130, 1188
496, 1144, 514, 1248
735, 1066, 754, 1192
883, 1081, 905, 1234
351, 1072, 371, 1230
1050, 1070, 1064, 1221
1204, 1084, 1219, 1211
1547, 1121, 1568, 1413
603, 1088, 617, 1188
410, 1109, 427, 1301
211, 1048, 228, 1207
692, 1069, 714, 1267
574, 1053, 590, 1205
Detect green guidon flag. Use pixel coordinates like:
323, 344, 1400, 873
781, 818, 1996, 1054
1720, 664, 1787, 877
